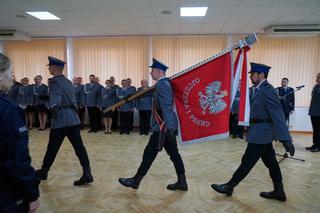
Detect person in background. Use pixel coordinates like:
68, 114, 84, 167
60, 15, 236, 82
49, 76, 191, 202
136, 79, 153, 135
101, 79, 117, 134
276, 78, 295, 125
7, 75, 21, 103
306, 73, 320, 152
230, 80, 244, 139
127, 77, 136, 131
74, 77, 85, 128
117, 79, 132, 134
19, 77, 34, 130
110, 76, 120, 131
84, 74, 102, 133
33, 75, 48, 131
0, 53, 40, 213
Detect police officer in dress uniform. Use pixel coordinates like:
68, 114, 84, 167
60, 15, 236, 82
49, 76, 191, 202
101, 79, 118, 134
84, 74, 102, 133
276, 78, 295, 124
119, 58, 188, 191
19, 77, 35, 130
110, 76, 120, 130
137, 79, 153, 135
211, 62, 295, 202
230, 81, 244, 139
35, 56, 93, 186
306, 73, 320, 152
0, 53, 40, 213
33, 75, 48, 130
127, 78, 136, 131
74, 77, 85, 128
116, 79, 133, 134
7, 77, 21, 103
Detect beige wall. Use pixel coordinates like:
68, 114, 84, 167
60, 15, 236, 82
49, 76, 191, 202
73, 37, 149, 87
248, 36, 320, 107
4, 35, 320, 107
5, 39, 66, 84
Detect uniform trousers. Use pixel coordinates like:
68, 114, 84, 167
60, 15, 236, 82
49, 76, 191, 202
311, 116, 320, 148
42, 125, 90, 170
77, 107, 85, 128
139, 110, 151, 134
136, 132, 185, 177
228, 143, 282, 187
119, 111, 131, 133
111, 108, 118, 130
87, 107, 100, 131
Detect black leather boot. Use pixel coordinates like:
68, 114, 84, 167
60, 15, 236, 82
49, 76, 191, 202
35, 167, 49, 180
211, 183, 234, 196
260, 182, 286, 201
167, 174, 188, 191
118, 175, 143, 189
74, 167, 94, 186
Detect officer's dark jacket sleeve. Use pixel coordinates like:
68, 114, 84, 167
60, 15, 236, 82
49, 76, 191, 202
2, 104, 39, 202
157, 81, 175, 129
263, 84, 292, 142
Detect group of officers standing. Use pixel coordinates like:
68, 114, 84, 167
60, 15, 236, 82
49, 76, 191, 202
8, 73, 154, 135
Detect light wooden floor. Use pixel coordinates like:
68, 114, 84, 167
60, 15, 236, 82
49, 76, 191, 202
28, 129, 320, 213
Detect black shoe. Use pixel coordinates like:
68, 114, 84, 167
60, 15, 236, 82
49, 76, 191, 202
118, 175, 143, 189
305, 145, 316, 150
119, 131, 124, 135
260, 191, 287, 201
35, 167, 49, 180
239, 135, 244, 139
144, 132, 149, 136
232, 135, 236, 139
260, 183, 286, 201
211, 183, 233, 196
74, 167, 94, 186
167, 174, 188, 191
88, 129, 94, 133
126, 132, 130, 135
310, 147, 320, 152
139, 132, 143, 135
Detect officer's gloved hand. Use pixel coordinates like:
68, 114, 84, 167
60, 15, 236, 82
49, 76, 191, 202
51, 105, 60, 118
280, 140, 295, 156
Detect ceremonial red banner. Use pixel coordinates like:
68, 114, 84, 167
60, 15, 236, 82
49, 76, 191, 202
171, 52, 232, 145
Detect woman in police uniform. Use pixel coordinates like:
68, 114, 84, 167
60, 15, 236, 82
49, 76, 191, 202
101, 79, 117, 134
0, 53, 40, 213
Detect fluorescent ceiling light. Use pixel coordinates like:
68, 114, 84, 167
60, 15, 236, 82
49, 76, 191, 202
180, 7, 208, 17
26, 11, 60, 20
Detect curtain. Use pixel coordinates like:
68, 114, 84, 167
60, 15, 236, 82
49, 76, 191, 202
73, 37, 149, 87
248, 36, 320, 107
5, 39, 66, 84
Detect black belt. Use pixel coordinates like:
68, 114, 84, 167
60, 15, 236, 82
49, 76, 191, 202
249, 118, 272, 124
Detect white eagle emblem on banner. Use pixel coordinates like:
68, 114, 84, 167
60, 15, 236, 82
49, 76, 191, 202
198, 81, 228, 115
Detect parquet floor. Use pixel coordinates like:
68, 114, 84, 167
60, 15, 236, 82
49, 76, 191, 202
28, 129, 320, 213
